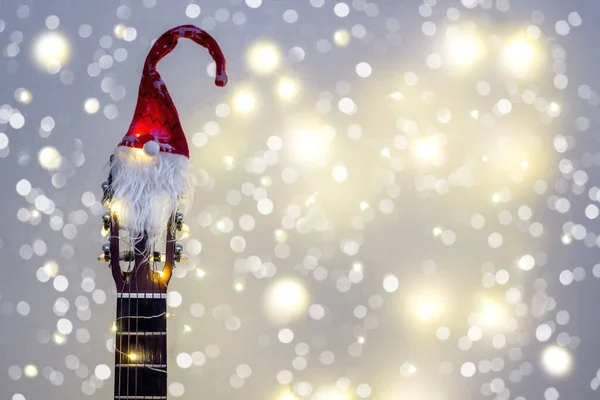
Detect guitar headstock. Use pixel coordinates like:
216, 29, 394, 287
98, 181, 187, 294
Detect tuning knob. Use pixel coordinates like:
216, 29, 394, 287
174, 244, 183, 263
175, 212, 184, 231
102, 243, 110, 262
102, 213, 111, 230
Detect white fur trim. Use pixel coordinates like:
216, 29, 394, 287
106, 146, 195, 252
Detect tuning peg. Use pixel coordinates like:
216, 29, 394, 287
174, 244, 183, 263
102, 213, 111, 230
101, 243, 110, 262
175, 212, 184, 231
153, 251, 162, 262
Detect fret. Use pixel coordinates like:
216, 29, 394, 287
117, 293, 167, 299
115, 397, 167, 400
116, 331, 166, 336
115, 334, 167, 366
114, 365, 167, 398
116, 364, 167, 368
116, 297, 167, 332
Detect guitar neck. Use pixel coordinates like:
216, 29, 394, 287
114, 293, 168, 400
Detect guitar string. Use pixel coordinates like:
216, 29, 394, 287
134, 239, 140, 399
111, 214, 177, 399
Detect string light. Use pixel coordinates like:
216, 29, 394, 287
234, 282, 244, 292
53, 333, 65, 344
224, 156, 235, 169
247, 41, 280, 74
492, 193, 500, 203
128, 353, 138, 361
306, 192, 318, 206
357, 336, 365, 344
360, 201, 369, 211
196, 268, 206, 278
380, 147, 391, 158
183, 325, 192, 333
389, 92, 403, 100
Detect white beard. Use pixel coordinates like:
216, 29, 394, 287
106, 146, 194, 252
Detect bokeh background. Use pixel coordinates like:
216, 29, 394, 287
1, 0, 600, 399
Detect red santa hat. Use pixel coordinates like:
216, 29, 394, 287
117, 25, 228, 158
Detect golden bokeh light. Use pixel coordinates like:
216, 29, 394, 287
278, 77, 299, 100
333, 29, 351, 47
247, 41, 280, 75
24, 365, 38, 377
233, 89, 256, 113
503, 37, 538, 77
443, 28, 482, 66
264, 278, 308, 324
414, 137, 440, 160
33, 31, 70, 72
38, 146, 62, 170
289, 129, 330, 165
541, 346, 572, 376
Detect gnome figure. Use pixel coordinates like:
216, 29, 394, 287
105, 25, 228, 251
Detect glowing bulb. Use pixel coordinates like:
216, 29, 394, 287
360, 201, 369, 211
217, 219, 226, 231
128, 353, 137, 361
111, 322, 117, 332
110, 201, 123, 218
407, 364, 417, 374
306, 193, 318, 206
357, 336, 365, 344
521, 160, 529, 169
24, 365, 38, 378
381, 147, 391, 158
224, 156, 235, 169
196, 268, 206, 278
471, 110, 479, 119
416, 298, 443, 321
390, 92, 403, 100
16, 88, 32, 104
247, 41, 280, 75
44, 261, 59, 277
492, 193, 500, 203
549, 102, 560, 112
503, 38, 536, 77
562, 234, 572, 244
184, 325, 192, 333
542, 346, 571, 376
233, 90, 256, 113
433, 227, 443, 236
114, 24, 126, 39
275, 229, 287, 242
166, 312, 174, 318
234, 282, 244, 291
157, 270, 165, 279
33, 31, 70, 72
482, 155, 488, 162
278, 77, 298, 100
352, 262, 362, 271
333, 29, 351, 47
53, 334, 65, 344
261, 176, 272, 187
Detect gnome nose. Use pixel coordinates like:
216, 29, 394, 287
143, 140, 161, 157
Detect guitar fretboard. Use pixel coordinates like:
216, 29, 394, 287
114, 293, 168, 400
